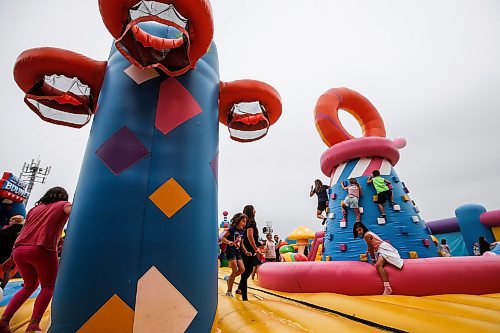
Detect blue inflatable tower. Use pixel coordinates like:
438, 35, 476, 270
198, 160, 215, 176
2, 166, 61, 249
314, 88, 437, 262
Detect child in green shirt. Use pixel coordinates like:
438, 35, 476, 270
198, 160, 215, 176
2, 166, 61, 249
367, 170, 396, 218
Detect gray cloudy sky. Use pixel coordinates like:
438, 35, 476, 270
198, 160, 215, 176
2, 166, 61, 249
1, 1, 499, 239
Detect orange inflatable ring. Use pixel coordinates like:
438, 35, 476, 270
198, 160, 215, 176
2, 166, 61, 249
314, 87, 386, 147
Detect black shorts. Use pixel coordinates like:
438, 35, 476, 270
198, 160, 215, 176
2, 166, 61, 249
317, 201, 327, 212
226, 249, 242, 261
377, 190, 392, 204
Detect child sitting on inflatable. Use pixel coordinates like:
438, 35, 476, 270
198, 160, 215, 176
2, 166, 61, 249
353, 222, 403, 295
367, 170, 396, 219
341, 178, 362, 222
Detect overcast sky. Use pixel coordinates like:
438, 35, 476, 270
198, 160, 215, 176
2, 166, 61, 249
1, 0, 499, 239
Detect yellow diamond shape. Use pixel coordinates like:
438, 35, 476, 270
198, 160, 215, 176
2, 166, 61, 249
77, 294, 134, 333
149, 178, 191, 218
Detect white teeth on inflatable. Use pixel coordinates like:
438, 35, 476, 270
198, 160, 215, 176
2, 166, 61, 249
0, 286, 4, 302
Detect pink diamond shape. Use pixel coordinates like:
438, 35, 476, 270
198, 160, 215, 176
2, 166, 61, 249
155, 78, 203, 134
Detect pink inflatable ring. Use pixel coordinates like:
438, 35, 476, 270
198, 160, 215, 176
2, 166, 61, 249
320, 136, 400, 177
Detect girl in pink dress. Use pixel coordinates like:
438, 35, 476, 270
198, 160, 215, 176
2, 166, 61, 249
353, 222, 403, 295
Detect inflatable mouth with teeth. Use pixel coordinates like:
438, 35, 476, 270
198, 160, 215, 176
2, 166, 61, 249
13, 1, 281, 332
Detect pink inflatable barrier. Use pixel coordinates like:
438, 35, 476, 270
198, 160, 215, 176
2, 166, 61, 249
258, 256, 500, 296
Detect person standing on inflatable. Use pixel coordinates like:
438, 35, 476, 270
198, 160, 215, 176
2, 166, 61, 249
310, 179, 329, 225
238, 205, 261, 301
264, 233, 277, 262
353, 222, 403, 295
274, 234, 282, 262
438, 239, 452, 257
220, 213, 248, 297
0, 187, 71, 333
367, 170, 396, 219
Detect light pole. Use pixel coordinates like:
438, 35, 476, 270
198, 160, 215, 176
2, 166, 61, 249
19, 157, 51, 206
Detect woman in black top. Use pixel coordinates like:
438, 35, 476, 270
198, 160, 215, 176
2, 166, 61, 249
310, 179, 329, 225
479, 236, 492, 255
238, 205, 262, 301
0, 215, 24, 290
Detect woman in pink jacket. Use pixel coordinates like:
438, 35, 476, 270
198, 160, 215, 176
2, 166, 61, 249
0, 187, 71, 333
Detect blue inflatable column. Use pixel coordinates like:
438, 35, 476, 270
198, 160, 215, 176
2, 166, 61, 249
455, 204, 495, 256
50, 30, 220, 332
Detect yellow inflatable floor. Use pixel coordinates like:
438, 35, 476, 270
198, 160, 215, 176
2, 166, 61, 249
2, 272, 500, 332
217, 268, 500, 333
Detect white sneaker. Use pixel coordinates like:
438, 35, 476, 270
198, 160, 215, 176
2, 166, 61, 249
224, 292, 234, 297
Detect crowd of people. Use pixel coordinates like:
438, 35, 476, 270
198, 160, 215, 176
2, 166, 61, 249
219, 205, 283, 300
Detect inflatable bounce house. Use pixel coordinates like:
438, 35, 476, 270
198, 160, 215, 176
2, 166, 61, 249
7, 0, 281, 331
254, 88, 500, 332
3, 1, 500, 333
259, 88, 500, 295
427, 205, 500, 256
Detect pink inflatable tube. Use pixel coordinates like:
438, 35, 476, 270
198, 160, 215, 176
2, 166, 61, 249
320, 136, 400, 177
480, 209, 500, 228
307, 231, 325, 261
258, 256, 500, 296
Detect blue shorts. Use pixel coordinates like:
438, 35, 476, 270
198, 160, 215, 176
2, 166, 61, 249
226, 249, 242, 261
